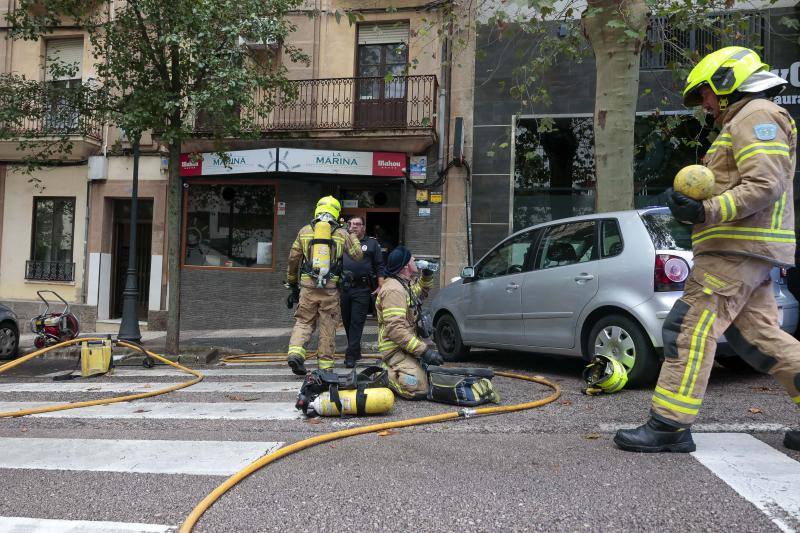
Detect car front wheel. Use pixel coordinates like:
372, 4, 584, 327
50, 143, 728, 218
434, 313, 470, 362
0, 321, 19, 359
586, 314, 658, 388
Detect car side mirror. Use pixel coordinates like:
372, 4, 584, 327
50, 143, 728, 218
461, 266, 475, 282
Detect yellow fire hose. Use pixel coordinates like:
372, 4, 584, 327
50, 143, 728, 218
0, 337, 202, 418
179, 365, 561, 532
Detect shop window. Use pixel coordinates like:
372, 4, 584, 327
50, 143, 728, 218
183, 182, 276, 269
27, 197, 75, 281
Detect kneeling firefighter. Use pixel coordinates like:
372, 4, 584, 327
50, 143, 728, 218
376, 245, 500, 405
285, 196, 363, 375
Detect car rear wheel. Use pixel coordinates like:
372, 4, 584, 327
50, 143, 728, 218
0, 321, 19, 359
587, 314, 658, 388
434, 313, 470, 362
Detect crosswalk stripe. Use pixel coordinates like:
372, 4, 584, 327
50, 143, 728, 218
0, 401, 302, 420
0, 516, 176, 532
40, 368, 294, 377
0, 382, 299, 393
0, 438, 282, 475
692, 433, 800, 533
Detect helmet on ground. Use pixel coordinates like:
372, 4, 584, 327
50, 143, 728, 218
314, 196, 341, 219
674, 164, 715, 200
683, 46, 768, 107
583, 354, 628, 394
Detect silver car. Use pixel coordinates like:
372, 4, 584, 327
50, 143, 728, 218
431, 207, 799, 386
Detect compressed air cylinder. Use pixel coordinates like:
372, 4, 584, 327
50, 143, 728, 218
309, 388, 395, 416
311, 220, 332, 286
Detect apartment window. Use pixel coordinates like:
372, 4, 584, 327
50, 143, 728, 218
355, 22, 409, 127
183, 182, 277, 269
27, 197, 76, 282
45, 38, 84, 132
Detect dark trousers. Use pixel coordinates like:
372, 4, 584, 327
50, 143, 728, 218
341, 286, 371, 359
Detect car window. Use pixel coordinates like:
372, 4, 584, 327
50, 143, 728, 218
535, 221, 597, 270
601, 219, 623, 258
475, 230, 538, 279
641, 212, 692, 251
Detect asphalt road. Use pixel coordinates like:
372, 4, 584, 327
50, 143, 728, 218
0, 345, 798, 532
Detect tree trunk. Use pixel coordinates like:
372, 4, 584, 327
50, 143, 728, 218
165, 141, 182, 354
582, 0, 647, 213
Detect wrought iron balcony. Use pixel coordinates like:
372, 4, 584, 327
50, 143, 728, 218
25, 261, 75, 282
192, 75, 438, 134
0, 86, 103, 141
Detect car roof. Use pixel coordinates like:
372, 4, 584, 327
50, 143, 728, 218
509, 206, 669, 239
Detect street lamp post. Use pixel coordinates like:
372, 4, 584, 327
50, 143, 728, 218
118, 131, 143, 343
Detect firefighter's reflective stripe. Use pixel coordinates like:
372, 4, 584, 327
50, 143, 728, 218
706, 133, 732, 154
791, 117, 798, 136
381, 307, 407, 319
719, 191, 737, 222
734, 141, 792, 165
792, 395, 800, 405
680, 309, 716, 397
772, 192, 787, 230
692, 225, 795, 245
406, 337, 421, 352
652, 386, 702, 416
288, 345, 307, 358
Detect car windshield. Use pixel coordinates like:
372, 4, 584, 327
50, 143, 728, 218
640, 212, 692, 251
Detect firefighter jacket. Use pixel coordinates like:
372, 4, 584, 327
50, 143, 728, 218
694, 97, 798, 266
286, 224, 363, 289
376, 273, 434, 357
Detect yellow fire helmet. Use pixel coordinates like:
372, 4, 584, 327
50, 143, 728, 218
683, 46, 768, 107
314, 195, 341, 220
674, 164, 715, 200
583, 354, 628, 395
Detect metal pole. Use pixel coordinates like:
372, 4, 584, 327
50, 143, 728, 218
118, 132, 142, 342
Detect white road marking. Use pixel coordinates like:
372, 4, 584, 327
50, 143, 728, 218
692, 433, 800, 533
0, 438, 282, 476
0, 402, 302, 420
0, 516, 175, 532
41, 368, 294, 377
600, 422, 791, 432
0, 382, 299, 393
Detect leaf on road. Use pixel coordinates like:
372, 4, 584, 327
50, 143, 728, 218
377, 429, 397, 437
226, 394, 261, 402
20, 428, 28, 432
132, 409, 150, 413
583, 433, 602, 440
749, 407, 763, 414
750, 386, 773, 392
561, 400, 573, 406
305, 418, 323, 424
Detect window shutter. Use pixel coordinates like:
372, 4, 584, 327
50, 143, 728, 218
45, 38, 84, 80
357, 23, 409, 45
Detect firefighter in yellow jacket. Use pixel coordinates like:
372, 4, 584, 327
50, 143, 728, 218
375, 245, 442, 398
616, 47, 800, 453
285, 196, 363, 375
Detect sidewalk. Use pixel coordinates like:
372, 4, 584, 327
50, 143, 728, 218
19, 325, 381, 365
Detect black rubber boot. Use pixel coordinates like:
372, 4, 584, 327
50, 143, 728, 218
344, 353, 361, 369
287, 355, 308, 376
614, 418, 696, 453
784, 430, 800, 451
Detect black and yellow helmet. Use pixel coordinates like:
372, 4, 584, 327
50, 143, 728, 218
583, 354, 628, 394
683, 46, 768, 107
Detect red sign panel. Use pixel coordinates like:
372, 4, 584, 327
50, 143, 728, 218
372, 152, 407, 177
180, 154, 202, 176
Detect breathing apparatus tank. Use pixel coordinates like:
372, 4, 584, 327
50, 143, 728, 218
311, 214, 335, 287
308, 387, 395, 416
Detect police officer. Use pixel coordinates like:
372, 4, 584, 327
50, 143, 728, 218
615, 47, 800, 453
285, 196, 363, 375
341, 216, 385, 368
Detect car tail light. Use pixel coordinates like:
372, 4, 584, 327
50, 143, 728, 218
654, 254, 690, 292
779, 267, 788, 286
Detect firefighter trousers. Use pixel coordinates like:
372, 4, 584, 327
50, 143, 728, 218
288, 287, 340, 371
652, 253, 800, 427
381, 349, 428, 400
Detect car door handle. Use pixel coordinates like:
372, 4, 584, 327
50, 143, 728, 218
506, 282, 520, 292
574, 274, 595, 282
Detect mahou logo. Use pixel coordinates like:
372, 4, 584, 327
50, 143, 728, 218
372, 152, 406, 176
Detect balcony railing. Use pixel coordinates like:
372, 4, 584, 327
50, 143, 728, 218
25, 261, 75, 282
0, 87, 103, 141
192, 75, 437, 134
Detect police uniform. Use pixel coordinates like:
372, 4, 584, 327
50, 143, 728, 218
286, 223, 362, 372
376, 271, 434, 399
652, 96, 800, 428
341, 235, 385, 366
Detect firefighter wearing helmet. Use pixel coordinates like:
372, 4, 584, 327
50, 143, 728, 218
285, 196, 363, 375
616, 47, 800, 453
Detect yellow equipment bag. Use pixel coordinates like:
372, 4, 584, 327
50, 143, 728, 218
81, 339, 112, 377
